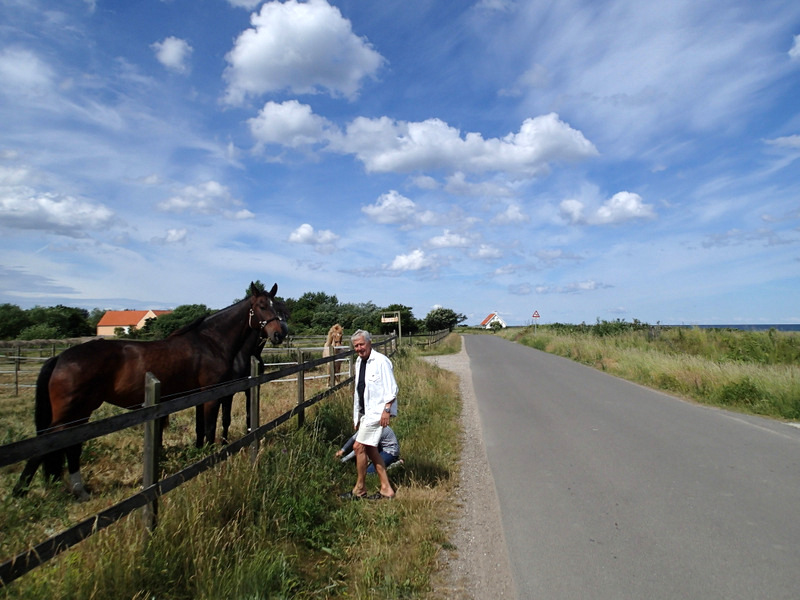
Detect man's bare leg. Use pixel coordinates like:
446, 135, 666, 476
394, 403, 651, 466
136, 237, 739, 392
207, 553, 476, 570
352, 441, 368, 496
365, 445, 394, 497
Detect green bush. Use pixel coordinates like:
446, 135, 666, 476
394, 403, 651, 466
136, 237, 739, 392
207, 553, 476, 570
716, 377, 763, 408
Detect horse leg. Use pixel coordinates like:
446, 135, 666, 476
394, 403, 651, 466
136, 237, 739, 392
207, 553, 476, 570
220, 395, 233, 444
204, 400, 221, 445
246, 390, 252, 432
13, 457, 44, 497
195, 405, 206, 448
65, 443, 89, 502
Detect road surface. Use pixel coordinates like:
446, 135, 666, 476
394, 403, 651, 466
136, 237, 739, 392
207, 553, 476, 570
465, 334, 800, 599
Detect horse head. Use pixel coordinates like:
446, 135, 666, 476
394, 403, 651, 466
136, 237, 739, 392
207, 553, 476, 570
327, 323, 344, 346
249, 282, 289, 345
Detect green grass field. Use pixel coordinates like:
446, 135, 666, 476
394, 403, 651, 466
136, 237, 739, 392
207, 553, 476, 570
1, 340, 463, 599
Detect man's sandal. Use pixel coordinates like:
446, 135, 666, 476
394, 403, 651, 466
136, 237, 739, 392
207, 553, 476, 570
339, 491, 367, 500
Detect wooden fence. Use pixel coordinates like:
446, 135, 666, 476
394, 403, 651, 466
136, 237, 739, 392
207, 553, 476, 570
404, 329, 450, 348
0, 336, 399, 588
0, 345, 74, 395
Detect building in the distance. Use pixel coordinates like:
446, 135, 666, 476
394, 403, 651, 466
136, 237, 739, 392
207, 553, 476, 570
479, 311, 507, 329
96, 310, 171, 336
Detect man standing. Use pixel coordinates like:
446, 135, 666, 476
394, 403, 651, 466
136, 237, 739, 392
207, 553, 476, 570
341, 329, 398, 500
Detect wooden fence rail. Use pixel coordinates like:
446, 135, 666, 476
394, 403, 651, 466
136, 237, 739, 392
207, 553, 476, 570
405, 329, 450, 348
0, 337, 397, 587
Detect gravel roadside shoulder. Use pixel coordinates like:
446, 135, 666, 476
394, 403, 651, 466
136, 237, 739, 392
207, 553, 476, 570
423, 337, 517, 599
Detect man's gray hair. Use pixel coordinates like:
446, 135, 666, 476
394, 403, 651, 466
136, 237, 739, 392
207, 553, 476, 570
351, 329, 371, 343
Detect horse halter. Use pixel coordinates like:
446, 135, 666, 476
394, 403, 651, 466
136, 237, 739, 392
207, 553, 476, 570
249, 307, 282, 335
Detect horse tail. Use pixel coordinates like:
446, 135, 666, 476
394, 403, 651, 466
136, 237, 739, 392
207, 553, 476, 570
36, 356, 65, 481
34, 356, 56, 432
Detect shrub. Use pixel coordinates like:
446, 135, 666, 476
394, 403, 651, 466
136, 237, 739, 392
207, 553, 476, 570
716, 377, 763, 408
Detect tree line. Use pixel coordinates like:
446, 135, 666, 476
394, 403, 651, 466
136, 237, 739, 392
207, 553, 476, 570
0, 282, 466, 341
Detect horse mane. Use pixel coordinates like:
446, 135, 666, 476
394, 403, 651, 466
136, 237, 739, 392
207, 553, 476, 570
166, 297, 247, 339
166, 315, 208, 338
273, 297, 290, 321
165, 290, 287, 340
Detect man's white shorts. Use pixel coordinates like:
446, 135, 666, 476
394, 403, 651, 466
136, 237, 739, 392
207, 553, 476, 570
355, 419, 382, 447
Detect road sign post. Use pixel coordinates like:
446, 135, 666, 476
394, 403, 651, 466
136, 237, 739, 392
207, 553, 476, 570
532, 310, 540, 334
381, 311, 402, 346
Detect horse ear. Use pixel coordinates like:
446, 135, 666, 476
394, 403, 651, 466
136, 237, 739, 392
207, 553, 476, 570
249, 282, 258, 296
269, 283, 278, 297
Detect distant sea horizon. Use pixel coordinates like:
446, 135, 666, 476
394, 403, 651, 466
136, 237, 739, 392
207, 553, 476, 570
688, 324, 800, 332
513, 323, 800, 332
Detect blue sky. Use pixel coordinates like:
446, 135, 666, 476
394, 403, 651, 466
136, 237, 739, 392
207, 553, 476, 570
1, 0, 799, 326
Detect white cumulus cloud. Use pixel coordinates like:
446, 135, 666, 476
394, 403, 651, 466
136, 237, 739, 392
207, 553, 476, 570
152, 228, 188, 245
0, 48, 54, 95
429, 229, 470, 248
444, 171, 514, 197
0, 188, 114, 237
388, 248, 433, 271
151, 37, 193, 74
560, 191, 655, 225
331, 112, 597, 175
158, 181, 254, 219
248, 100, 334, 148
288, 223, 339, 247
473, 244, 503, 260
362, 190, 438, 228
223, 0, 385, 104
492, 203, 529, 224
247, 101, 597, 178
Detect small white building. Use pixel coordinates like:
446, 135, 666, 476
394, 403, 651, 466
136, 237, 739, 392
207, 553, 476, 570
479, 312, 507, 329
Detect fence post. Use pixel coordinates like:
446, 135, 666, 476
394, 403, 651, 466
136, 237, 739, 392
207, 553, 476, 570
142, 372, 161, 533
328, 347, 336, 388
249, 355, 261, 463
14, 346, 20, 397
296, 348, 305, 428
349, 343, 355, 392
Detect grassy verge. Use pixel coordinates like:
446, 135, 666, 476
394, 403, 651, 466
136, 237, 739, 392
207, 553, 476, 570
413, 332, 463, 357
498, 326, 800, 420
1, 345, 463, 599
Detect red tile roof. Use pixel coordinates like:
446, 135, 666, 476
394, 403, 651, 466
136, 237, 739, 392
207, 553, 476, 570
97, 310, 170, 327
479, 312, 497, 326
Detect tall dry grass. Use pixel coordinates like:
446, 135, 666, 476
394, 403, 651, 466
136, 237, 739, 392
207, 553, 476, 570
501, 326, 800, 420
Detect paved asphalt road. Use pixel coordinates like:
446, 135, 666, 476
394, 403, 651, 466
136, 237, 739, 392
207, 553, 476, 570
464, 334, 800, 599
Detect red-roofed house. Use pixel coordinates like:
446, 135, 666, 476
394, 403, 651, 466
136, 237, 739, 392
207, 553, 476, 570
96, 310, 172, 336
479, 312, 507, 329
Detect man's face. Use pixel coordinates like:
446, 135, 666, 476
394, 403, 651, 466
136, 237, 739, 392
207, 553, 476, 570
353, 335, 372, 359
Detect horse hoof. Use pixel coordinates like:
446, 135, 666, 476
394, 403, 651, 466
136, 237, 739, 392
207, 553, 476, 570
69, 483, 91, 502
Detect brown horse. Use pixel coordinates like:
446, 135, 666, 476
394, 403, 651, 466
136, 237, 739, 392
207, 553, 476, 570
322, 323, 345, 380
14, 282, 288, 500
196, 295, 287, 446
